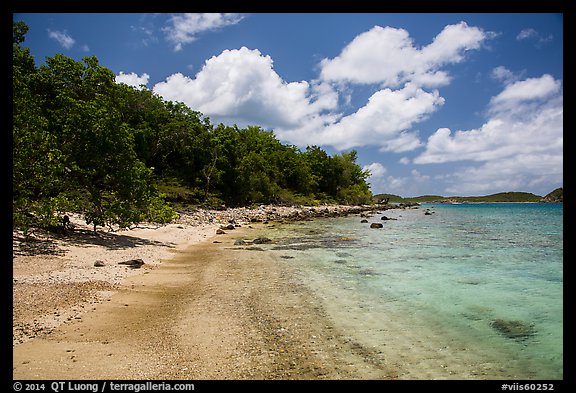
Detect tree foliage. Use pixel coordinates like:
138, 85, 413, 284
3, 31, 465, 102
13, 21, 372, 232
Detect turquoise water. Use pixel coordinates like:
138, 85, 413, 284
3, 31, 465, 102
259, 203, 563, 379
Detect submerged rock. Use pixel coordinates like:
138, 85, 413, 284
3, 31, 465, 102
253, 237, 272, 244
370, 223, 383, 228
490, 319, 536, 340
234, 239, 247, 246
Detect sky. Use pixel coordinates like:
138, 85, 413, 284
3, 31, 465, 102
13, 13, 563, 197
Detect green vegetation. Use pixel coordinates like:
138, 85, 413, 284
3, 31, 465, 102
13, 21, 372, 233
374, 191, 544, 204
541, 187, 563, 203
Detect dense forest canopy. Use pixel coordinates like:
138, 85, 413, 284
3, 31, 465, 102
13, 21, 372, 232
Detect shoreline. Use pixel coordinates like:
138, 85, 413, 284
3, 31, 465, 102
13, 203, 401, 379
12, 204, 382, 347
13, 202, 557, 380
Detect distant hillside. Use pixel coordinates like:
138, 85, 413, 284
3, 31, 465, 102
540, 188, 563, 203
374, 191, 543, 203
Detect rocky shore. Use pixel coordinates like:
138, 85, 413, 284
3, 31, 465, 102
175, 203, 395, 226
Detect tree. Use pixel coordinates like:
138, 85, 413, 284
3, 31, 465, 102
13, 21, 70, 231
13, 22, 176, 231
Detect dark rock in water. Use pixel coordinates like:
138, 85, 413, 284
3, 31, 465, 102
490, 319, 536, 339
216, 228, 226, 234
253, 237, 272, 244
424, 210, 433, 215
118, 258, 145, 268
234, 239, 247, 246
94, 260, 105, 267
370, 223, 383, 228
280, 255, 295, 259
360, 219, 368, 223
358, 268, 379, 276
336, 252, 353, 258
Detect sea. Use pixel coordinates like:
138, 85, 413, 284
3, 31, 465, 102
254, 203, 563, 379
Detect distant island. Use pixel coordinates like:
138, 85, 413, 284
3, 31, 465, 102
374, 188, 563, 204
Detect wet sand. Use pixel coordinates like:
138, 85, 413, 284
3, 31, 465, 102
13, 226, 399, 379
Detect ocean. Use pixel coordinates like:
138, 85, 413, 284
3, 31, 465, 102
253, 203, 563, 379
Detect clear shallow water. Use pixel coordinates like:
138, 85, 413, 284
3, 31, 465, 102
258, 203, 563, 379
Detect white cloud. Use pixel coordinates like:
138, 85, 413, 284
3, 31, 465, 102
488, 74, 560, 112
115, 72, 150, 89
277, 21, 488, 151
363, 162, 387, 178
517, 28, 538, 40
444, 153, 563, 195
47, 29, 75, 49
319, 22, 489, 88
491, 66, 517, 84
276, 83, 444, 151
153, 22, 491, 154
153, 47, 338, 129
362, 162, 401, 195
363, 163, 388, 195
163, 13, 244, 51
411, 169, 430, 182
363, 163, 433, 195
414, 74, 563, 195
516, 28, 553, 45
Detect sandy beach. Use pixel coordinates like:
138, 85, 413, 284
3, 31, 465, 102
13, 204, 546, 381
13, 205, 398, 379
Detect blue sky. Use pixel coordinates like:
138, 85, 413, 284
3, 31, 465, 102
14, 13, 563, 197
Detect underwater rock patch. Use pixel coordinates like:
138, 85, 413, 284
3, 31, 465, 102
253, 237, 272, 244
490, 319, 536, 340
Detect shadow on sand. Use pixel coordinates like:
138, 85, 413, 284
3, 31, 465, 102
13, 228, 171, 257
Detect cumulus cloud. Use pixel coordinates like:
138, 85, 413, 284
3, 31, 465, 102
279, 83, 444, 151
163, 13, 244, 51
362, 163, 434, 195
443, 153, 563, 195
153, 22, 490, 153
280, 21, 489, 151
363, 162, 387, 178
488, 74, 560, 113
47, 29, 75, 49
363, 162, 393, 194
115, 72, 150, 89
415, 75, 562, 164
414, 74, 563, 195
153, 47, 338, 129
319, 22, 489, 88
491, 66, 518, 84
